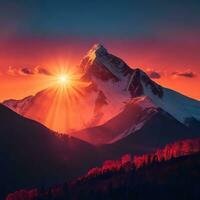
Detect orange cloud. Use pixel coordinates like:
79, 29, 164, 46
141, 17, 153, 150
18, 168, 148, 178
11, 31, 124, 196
146, 69, 161, 79
7, 66, 51, 76
172, 71, 197, 78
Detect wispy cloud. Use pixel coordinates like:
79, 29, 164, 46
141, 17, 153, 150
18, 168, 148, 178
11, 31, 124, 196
145, 69, 161, 79
172, 71, 197, 78
7, 66, 52, 76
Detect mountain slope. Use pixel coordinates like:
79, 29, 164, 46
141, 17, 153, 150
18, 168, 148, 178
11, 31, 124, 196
102, 109, 198, 158
74, 96, 158, 145
74, 95, 199, 147
0, 104, 101, 199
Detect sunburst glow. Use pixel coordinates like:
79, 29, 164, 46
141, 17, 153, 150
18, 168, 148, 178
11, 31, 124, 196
36, 66, 92, 133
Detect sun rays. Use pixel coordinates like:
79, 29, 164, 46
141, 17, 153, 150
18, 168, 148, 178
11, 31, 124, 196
38, 66, 92, 133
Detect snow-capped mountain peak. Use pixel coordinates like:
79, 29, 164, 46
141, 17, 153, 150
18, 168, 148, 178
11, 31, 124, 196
79, 44, 200, 127
80, 44, 132, 81
2, 44, 200, 143
80, 44, 163, 99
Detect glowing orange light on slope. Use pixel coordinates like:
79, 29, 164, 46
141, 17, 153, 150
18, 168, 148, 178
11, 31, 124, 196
40, 66, 92, 133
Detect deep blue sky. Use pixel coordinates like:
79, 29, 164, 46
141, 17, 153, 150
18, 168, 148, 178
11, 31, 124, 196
0, 0, 200, 38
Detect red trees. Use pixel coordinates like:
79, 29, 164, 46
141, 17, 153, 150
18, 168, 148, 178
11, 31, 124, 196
134, 138, 200, 169
85, 154, 132, 178
85, 138, 200, 178
6, 189, 38, 200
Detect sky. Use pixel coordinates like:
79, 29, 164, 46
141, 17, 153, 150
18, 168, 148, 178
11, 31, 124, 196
0, 0, 200, 101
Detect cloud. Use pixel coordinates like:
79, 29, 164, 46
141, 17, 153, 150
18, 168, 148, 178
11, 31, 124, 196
172, 71, 197, 78
146, 69, 161, 79
7, 66, 51, 76
20, 67, 35, 75
36, 67, 52, 76
146, 69, 197, 79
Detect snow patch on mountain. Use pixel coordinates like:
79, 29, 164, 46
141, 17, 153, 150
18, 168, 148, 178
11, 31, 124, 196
108, 96, 157, 143
131, 96, 156, 109
142, 82, 200, 125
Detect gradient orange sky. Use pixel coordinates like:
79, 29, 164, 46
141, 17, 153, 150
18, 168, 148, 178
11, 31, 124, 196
0, 35, 200, 102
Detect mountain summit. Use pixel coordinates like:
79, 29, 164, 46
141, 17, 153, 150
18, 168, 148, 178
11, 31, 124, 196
88, 44, 108, 56
81, 43, 132, 80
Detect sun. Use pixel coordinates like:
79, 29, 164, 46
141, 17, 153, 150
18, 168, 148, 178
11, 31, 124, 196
57, 74, 70, 85
43, 67, 91, 91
